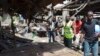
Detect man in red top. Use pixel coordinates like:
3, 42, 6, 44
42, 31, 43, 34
72, 16, 83, 49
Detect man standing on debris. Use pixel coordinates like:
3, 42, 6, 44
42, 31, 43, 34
81, 11, 100, 56
47, 16, 57, 43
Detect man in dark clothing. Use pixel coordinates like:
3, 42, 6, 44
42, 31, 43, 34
81, 11, 100, 56
47, 16, 57, 43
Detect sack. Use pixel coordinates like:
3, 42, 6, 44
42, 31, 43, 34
95, 24, 100, 37
95, 24, 100, 33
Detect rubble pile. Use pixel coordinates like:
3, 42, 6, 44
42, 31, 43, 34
0, 27, 33, 52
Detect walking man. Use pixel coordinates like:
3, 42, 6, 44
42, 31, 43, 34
81, 11, 100, 56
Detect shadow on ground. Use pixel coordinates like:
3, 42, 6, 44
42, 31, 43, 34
0, 41, 65, 56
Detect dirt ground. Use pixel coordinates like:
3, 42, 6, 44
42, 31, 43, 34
0, 33, 84, 56
0, 42, 82, 56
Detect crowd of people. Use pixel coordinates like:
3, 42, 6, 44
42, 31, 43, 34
46, 11, 100, 56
